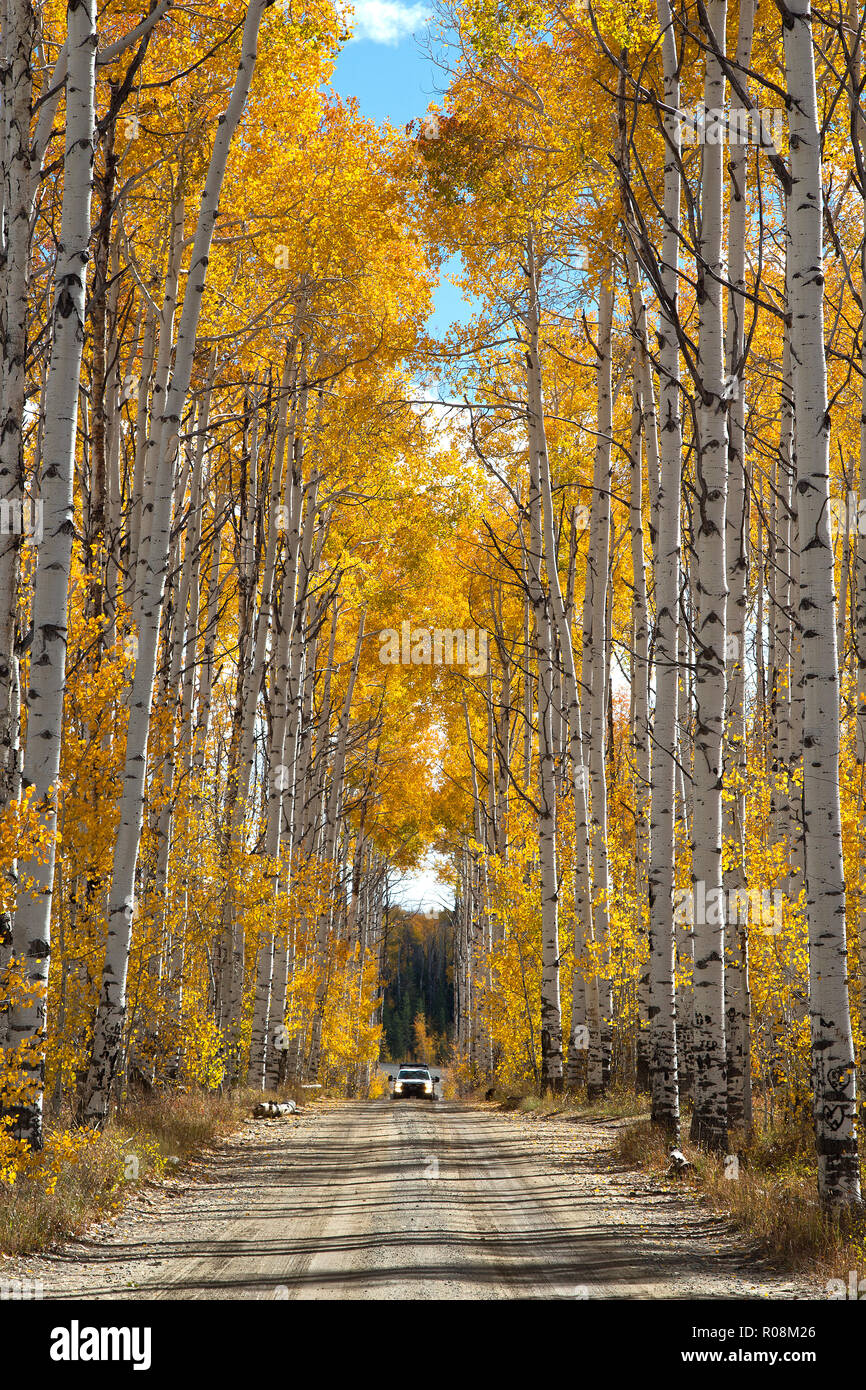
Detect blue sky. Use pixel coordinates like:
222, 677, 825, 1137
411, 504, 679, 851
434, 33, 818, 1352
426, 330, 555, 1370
332, 4, 442, 126
331, 3, 470, 338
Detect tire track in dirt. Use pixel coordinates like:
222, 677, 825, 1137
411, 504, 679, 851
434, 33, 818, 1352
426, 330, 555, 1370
5, 1100, 821, 1300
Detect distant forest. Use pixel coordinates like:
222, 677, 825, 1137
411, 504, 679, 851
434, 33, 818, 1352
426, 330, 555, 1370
381, 910, 454, 1065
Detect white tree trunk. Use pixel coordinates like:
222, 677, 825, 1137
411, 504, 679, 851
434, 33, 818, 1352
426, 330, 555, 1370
248, 350, 298, 1089
0, 0, 35, 1046
305, 611, 365, 1081
846, 0, 866, 1125
647, 0, 682, 1135
0, 0, 35, 820
539, 463, 593, 1093
586, 275, 614, 1098
82, 0, 270, 1124
723, 0, 755, 1135
8, 0, 97, 1148
783, 0, 861, 1205
524, 237, 563, 1089
628, 308, 652, 1094
688, 0, 729, 1153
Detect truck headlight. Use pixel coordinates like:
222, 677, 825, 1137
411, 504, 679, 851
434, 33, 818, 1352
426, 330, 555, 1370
424, 1081, 432, 1092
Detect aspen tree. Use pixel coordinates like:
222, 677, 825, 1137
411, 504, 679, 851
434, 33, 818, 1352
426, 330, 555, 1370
627, 290, 652, 1095
647, 0, 682, 1135
306, 611, 366, 1080
0, 0, 35, 821
586, 275, 615, 1099
688, 0, 729, 1153
248, 348, 297, 1088
532, 348, 595, 1094
9, 0, 98, 1147
845, 0, 866, 1121
83, 0, 270, 1126
782, 0, 861, 1205
524, 236, 563, 1089
723, 0, 755, 1134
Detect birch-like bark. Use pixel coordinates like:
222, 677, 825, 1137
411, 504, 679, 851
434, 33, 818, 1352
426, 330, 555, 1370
143, 387, 210, 1069
214, 402, 258, 1054
126, 308, 155, 612
272, 500, 323, 1086
135, 195, 185, 608
647, 0, 682, 1135
688, 0, 729, 1153
723, 0, 754, 1135
165, 430, 212, 1056
533, 415, 594, 1091
0, 0, 34, 823
495, 648, 511, 861
846, 0, 866, 1124
219, 389, 285, 1073
248, 350, 298, 1088
82, 0, 270, 1125
8, 0, 97, 1148
86, 99, 118, 631
616, 75, 654, 1091
524, 238, 563, 1090
305, 611, 365, 1080
676, 590, 695, 1097
192, 494, 225, 773
0, 0, 35, 1026
783, 0, 861, 1204
585, 276, 614, 1098
265, 381, 312, 1086
774, 338, 796, 880
522, 573, 533, 787
628, 323, 652, 1095
463, 698, 487, 1081
28, 0, 173, 198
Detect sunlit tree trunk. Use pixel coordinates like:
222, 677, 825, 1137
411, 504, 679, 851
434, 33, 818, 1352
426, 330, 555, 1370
134, 193, 185, 610
688, 0, 729, 1154
248, 350, 297, 1089
647, 0, 682, 1137
0, 0, 35, 1042
773, 337, 796, 884
524, 235, 563, 1090
83, 0, 269, 1126
126, 309, 155, 611
8, 0, 97, 1148
526, 251, 592, 1093
846, 0, 866, 1124
0, 0, 34, 826
783, 0, 861, 1205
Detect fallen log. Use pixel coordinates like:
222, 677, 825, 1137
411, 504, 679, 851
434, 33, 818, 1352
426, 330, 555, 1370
253, 1100, 297, 1118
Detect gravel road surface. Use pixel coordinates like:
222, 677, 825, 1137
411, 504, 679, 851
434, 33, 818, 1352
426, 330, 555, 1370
6, 1100, 821, 1300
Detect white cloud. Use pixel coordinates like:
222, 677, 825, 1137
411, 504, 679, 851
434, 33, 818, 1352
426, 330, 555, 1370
346, 0, 430, 44
389, 855, 455, 913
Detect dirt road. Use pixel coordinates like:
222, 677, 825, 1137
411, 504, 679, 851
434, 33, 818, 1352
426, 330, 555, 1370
13, 1100, 820, 1300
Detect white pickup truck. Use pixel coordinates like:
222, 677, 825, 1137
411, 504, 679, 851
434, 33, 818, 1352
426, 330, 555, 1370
389, 1064, 440, 1101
